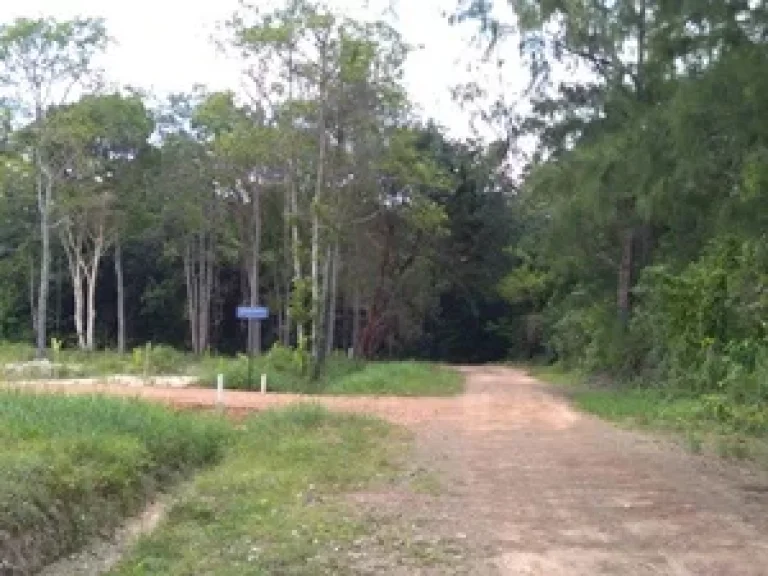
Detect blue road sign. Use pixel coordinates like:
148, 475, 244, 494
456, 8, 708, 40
237, 306, 269, 320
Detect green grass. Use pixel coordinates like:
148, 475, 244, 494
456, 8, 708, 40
0, 392, 231, 573
199, 352, 463, 397
110, 405, 408, 575
531, 364, 768, 461
325, 362, 463, 396
197, 352, 365, 394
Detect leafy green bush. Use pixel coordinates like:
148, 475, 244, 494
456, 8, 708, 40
0, 392, 231, 573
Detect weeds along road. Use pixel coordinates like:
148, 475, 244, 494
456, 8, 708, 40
12, 366, 768, 575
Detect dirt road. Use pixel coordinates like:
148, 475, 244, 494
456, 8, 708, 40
16, 367, 768, 575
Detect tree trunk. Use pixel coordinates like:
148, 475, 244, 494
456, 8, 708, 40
326, 243, 339, 357
311, 45, 329, 359
311, 246, 332, 380
247, 184, 262, 356
28, 256, 37, 338
72, 271, 85, 350
61, 225, 86, 349
311, 214, 320, 357
202, 235, 214, 353
84, 235, 104, 351
184, 233, 215, 355
36, 166, 51, 357
291, 181, 303, 346
352, 278, 360, 357
283, 172, 292, 346
618, 227, 634, 326
115, 236, 126, 353
184, 241, 200, 354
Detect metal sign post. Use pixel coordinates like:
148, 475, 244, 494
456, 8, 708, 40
236, 306, 269, 389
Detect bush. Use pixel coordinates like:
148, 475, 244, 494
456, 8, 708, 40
0, 392, 231, 573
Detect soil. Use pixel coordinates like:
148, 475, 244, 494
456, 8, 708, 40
38, 499, 167, 576
15, 366, 768, 575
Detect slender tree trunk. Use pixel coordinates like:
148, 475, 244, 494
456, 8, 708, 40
61, 225, 86, 350
291, 182, 303, 346
311, 216, 320, 356
183, 233, 215, 355
311, 42, 329, 358
352, 278, 360, 357
618, 227, 634, 326
312, 246, 332, 380
84, 234, 104, 351
29, 256, 37, 338
36, 166, 51, 357
184, 241, 200, 354
326, 243, 339, 357
283, 173, 292, 346
285, 44, 303, 348
73, 272, 85, 350
311, 131, 327, 358
247, 185, 262, 355
115, 236, 126, 353
203, 233, 214, 352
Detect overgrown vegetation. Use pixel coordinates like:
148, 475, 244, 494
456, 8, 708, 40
0, 392, 231, 573
109, 405, 407, 575
460, 1, 768, 412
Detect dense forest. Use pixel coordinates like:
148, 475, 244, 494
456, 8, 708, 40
1, 1, 767, 397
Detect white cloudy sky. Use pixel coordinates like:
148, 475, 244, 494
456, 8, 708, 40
0, 0, 523, 140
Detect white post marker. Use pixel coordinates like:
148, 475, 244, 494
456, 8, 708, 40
260, 373, 267, 395
216, 373, 224, 407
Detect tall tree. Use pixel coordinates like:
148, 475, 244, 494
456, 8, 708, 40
44, 93, 152, 350
0, 17, 108, 355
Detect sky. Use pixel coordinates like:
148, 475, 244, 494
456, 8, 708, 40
0, 0, 524, 140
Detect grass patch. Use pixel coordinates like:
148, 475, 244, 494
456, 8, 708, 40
110, 405, 408, 575
200, 354, 463, 397
531, 364, 768, 462
0, 392, 231, 573
197, 352, 365, 394
325, 362, 463, 397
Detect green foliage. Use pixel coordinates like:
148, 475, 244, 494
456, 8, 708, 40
457, 1, 768, 413
630, 237, 768, 398
110, 405, 404, 575
0, 392, 231, 572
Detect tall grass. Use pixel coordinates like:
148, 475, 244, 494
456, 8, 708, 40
0, 392, 231, 573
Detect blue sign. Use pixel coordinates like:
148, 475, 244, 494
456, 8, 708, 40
237, 306, 269, 320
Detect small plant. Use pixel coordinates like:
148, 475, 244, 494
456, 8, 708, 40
50, 337, 63, 378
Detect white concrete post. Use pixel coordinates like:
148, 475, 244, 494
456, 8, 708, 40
216, 373, 224, 407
